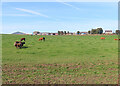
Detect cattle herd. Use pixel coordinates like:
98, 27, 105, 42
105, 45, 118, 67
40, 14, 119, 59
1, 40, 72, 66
100, 37, 120, 40
14, 37, 118, 49
14, 37, 45, 48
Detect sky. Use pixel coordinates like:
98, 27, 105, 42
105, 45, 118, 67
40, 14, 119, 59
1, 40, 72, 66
2, 2, 118, 34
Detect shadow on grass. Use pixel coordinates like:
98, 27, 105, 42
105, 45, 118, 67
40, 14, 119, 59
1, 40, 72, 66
22, 46, 28, 49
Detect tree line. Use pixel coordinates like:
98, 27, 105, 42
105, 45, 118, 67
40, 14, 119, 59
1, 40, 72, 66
58, 31, 69, 35
58, 28, 120, 35
76, 28, 103, 34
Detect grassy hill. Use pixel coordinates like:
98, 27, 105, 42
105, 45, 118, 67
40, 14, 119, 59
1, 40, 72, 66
2, 34, 118, 84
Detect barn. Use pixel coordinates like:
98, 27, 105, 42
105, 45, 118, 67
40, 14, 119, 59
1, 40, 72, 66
105, 30, 112, 34
80, 32, 88, 35
33, 31, 40, 35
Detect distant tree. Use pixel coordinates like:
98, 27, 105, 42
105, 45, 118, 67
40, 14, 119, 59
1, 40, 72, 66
77, 31, 80, 35
90, 28, 103, 34
58, 31, 60, 35
116, 30, 120, 35
64, 31, 67, 35
88, 30, 91, 34
67, 31, 69, 35
96, 28, 103, 34
61, 31, 64, 35
91, 29, 96, 34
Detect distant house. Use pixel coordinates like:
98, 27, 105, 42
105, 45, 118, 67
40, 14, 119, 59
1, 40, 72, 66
48, 33, 51, 35
12, 31, 26, 35
52, 33, 55, 35
73, 32, 76, 35
69, 33, 73, 35
105, 30, 112, 34
33, 31, 40, 35
52, 33, 58, 35
80, 32, 88, 35
41, 32, 49, 35
48, 33, 57, 35
55, 33, 58, 35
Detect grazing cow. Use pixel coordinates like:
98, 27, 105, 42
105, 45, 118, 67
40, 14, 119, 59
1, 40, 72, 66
14, 41, 25, 48
21, 42, 25, 46
20, 38, 25, 41
14, 41, 22, 48
114, 39, 118, 40
101, 37, 105, 40
39, 37, 45, 41
114, 39, 120, 40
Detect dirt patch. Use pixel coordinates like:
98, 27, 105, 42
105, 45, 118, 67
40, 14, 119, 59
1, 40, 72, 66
2, 63, 118, 84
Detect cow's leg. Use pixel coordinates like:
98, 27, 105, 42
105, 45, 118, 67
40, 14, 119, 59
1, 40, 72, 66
16, 45, 18, 48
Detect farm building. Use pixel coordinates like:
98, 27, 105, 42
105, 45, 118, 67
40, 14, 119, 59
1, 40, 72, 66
48, 33, 51, 35
66, 32, 74, 35
73, 32, 76, 35
50, 33, 58, 35
80, 32, 88, 35
55, 33, 58, 35
105, 30, 112, 34
33, 31, 40, 35
69, 33, 73, 35
41, 32, 49, 35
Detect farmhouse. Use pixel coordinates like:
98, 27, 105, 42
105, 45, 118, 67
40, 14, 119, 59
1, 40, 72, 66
105, 30, 112, 34
80, 32, 88, 35
50, 33, 58, 35
55, 33, 58, 35
33, 31, 40, 35
48, 33, 51, 35
70, 33, 73, 35
41, 32, 49, 35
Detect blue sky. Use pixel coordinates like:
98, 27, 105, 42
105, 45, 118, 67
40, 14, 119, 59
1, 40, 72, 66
2, 2, 117, 34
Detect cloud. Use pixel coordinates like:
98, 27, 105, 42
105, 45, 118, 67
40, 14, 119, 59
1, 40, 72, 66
15, 8, 49, 18
56, 0, 80, 10
3, 14, 32, 16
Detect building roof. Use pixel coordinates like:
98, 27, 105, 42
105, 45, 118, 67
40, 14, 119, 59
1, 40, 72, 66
105, 30, 112, 32
80, 32, 88, 33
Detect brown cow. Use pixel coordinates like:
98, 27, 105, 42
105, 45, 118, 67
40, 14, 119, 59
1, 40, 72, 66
14, 41, 22, 48
39, 37, 45, 41
14, 41, 25, 48
20, 38, 25, 41
101, 37, 105, 40
114, 39, 118, 40
114, 39, 120, 40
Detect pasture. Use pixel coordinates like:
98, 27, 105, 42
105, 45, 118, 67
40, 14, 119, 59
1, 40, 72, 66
2, 34, 118, 84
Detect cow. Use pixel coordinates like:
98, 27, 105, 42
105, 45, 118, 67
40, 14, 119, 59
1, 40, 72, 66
114, 39, 118, 40
39, 37, 45, 41
101, 37, 105, 40
21, 42, 25, 46
114, 39, 120, 40
20, 38, 25, 41
14, 41, 25, 48
14, 41, 22, 48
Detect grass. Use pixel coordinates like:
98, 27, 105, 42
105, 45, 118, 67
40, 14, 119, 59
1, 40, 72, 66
2, 34, 118, 84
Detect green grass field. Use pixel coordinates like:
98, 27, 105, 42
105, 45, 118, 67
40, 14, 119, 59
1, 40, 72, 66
2, 34, 118, 84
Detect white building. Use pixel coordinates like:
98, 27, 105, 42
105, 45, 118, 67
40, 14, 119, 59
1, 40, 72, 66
105, 30, 112, 34
33, 31, 40, 35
